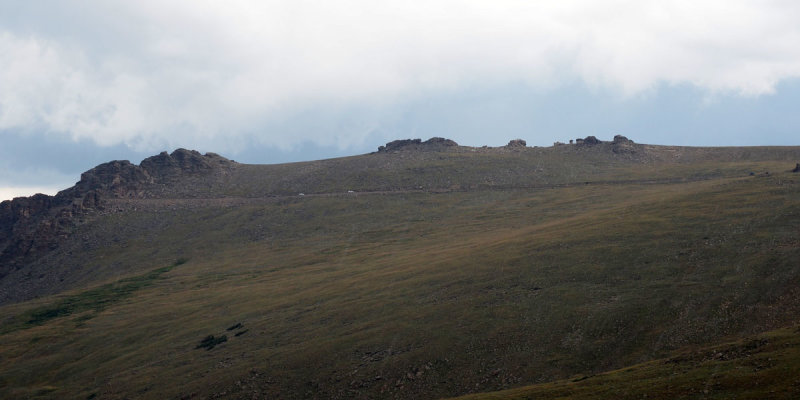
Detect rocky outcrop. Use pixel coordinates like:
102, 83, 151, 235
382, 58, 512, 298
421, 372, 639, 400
423, 137, 458, 147
0, 194, 58, 250
581, 136, 601, 145
378, 138, 459, 153
59, 160, 153, 201
141, 149, 232, 179
55, 149, 234, 202
612, 135, 636, 154
507, 139, 527, 147
613, 135, 633, 144
0, 149, 235, 274
379, 139, 421, 152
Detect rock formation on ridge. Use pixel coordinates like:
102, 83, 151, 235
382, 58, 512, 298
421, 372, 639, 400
0, 149, 235, 273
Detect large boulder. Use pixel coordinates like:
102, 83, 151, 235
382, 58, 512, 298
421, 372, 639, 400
507, 139, 527, 147
612, 135, 636, 154
582, 136, 601, 145
423, 137, 458, 147
613, 135, 633, 144
378, 139, 422, 152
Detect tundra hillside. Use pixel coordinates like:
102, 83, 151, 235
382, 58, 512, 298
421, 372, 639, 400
1, 136, 799, 399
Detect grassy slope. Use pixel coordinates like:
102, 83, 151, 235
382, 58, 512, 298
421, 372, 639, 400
450, 325, 800, 400
0, 145, 799, 399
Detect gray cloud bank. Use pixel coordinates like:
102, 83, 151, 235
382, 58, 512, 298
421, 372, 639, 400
2, 0, 800, 154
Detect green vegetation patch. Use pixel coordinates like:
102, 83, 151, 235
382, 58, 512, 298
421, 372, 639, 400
0, 258, 187, 335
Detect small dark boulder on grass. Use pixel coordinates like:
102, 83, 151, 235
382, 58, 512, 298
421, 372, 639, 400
196, 335, 227, 350
792, 163, 800, 173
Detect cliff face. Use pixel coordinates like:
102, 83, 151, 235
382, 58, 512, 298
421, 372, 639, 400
0, 149, 234, 275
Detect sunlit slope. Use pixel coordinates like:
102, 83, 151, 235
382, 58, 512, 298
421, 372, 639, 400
1, 145, 799, 399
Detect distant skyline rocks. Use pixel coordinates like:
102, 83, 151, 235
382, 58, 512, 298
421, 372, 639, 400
378, 135, 634, 153
377, 137, 459, 153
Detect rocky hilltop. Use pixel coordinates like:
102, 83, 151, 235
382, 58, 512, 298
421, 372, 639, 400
0, 149, 235, 276
57, 148, 234, 200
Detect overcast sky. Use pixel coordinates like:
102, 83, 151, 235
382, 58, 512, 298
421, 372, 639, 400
2, 1, 800, 200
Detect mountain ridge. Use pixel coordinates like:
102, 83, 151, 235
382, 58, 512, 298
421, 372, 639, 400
3, 137, 800, 305
1, 137, 800, 399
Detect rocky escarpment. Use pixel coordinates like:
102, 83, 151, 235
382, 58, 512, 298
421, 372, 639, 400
0, 149, 235, 275
56, 149, 233, 201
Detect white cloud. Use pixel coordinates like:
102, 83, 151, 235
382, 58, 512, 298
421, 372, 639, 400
1, 0, 799, 151
0, 186, 63, 202
0, 164, 77, 199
